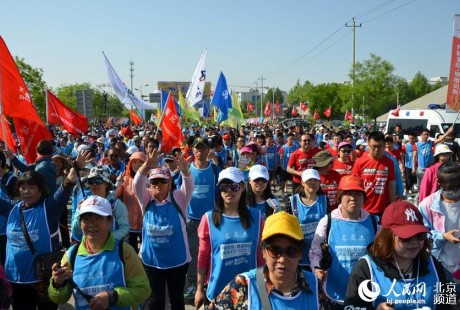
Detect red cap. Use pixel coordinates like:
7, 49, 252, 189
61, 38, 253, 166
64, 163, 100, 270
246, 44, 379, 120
381, 201, 429, 239
222, 133, 231, 140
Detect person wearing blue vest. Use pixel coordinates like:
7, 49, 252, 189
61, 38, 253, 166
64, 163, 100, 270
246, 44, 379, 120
208, 211, 319, 309
247, 165, 279, 219
412, 129, 434, 194
48, 195, 151, 310
345, 201, 452, 310
286, 169, 328, 270
134, 149, 193, 310
310, 175, 378, 309
0, 155, 82, 310
401, 132, 417, 196
194, 167, 264, 308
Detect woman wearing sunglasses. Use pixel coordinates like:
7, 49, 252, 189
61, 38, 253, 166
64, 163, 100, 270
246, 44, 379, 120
133, 149, 193, 310
247, 165, 279, 219
345, 201, 452, 310
71, 165, 129, 242
332, 142, 355, 177
209, 211, 319, 309
195, 167, 264, 308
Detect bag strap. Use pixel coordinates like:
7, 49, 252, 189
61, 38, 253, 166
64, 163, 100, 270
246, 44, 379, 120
20, 207, 37, 257
170, 190, 186, 224
326, 213, 332, 242
292, 196, 298, 218
256, 267, 272, 310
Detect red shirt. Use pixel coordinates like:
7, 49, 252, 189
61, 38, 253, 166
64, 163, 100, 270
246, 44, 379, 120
386, 148, 402, 162
332, 160, 355, 177
287, 148, 320, 183
352, 153, 396, 215
320, 170, 342, 212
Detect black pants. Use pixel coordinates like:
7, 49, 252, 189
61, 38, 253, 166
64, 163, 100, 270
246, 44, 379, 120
143, 263, 189, 310
59, 208, 70, 248
404, 167, 417, 192
0, 234, 6, 266
11, 281, 57, 310
128, 231, 142, 253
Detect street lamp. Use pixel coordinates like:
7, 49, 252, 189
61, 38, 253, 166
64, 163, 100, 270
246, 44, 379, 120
135, 84, 149, 97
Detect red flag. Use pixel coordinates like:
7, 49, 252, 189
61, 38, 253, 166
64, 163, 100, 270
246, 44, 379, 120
323, 106, 332, 118
160, 94, 183, 153
14, 118, 52, 163
274, 101, 281, 113
264, 102, 272, 116
313, 109, 320, 120
447, 15, 460, 111
0, 116, 16, 151
247, 102, 255, 111
391, 106, 400, 117
130, 110, 143, 126
104, 116, 114, 129
47, 90, 88, 135
292, 106, 298, 117
345, 111, 354, 123
300, 102, 307, 111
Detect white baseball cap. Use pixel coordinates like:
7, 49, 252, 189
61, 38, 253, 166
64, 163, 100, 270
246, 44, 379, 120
356, 139, 367, 146
301, 169, 321, 182
218, 167, 245, 184
249, 165, 269, 181
434, 144, 452, 157
80, 195, 112, 217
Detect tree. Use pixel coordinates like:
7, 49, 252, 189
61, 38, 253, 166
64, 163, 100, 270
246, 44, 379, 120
287, 80, 313, 105
15, 57, 47, 120
410, 71, 432, 99
308, 83, 344, 119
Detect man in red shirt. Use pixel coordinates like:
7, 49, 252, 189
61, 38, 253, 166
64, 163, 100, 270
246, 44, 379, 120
287, 133, 320, 193
352, 131, 396, 218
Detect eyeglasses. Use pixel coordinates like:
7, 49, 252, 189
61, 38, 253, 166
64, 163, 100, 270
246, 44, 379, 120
398, 233, 427, 243
87, 178, 105, 185
147, 144, 157, 148
237, 140, 245, 143
368, 144, 384, 150
302, 139, 312, 143
109, 154, 119, 158
265, 245, 302, 259
150, 178, 170, 185
219, 183, 241, 192
253, 178, 268, 183
340, 149, 352, 153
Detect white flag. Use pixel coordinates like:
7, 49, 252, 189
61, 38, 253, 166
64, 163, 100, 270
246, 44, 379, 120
103, 52, 154, 110
186, 49, 207, 106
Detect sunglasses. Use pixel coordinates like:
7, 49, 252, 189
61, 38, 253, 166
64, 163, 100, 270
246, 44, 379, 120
265, 245, 302, 259
340, 149, 352, 153
253, 178, 268, 183
398, 233, 427, 243
150, 178, 170, 185
87, 178, 105, 185
302, 139, 312, 143
219, 183, 241, 192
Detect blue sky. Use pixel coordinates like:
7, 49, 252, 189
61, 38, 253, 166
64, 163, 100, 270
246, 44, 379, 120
1, 0, 458, 95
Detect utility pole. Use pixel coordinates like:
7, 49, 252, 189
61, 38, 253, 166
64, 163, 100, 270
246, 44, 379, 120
345, 17, 361, 87
129, 60, 135, 92
258, 76, 266, 117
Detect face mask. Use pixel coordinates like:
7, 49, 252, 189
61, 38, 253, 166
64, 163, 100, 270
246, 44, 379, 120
442, 188, 460, 200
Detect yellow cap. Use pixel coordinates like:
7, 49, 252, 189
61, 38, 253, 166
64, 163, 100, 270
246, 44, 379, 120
262, 211, 304, 241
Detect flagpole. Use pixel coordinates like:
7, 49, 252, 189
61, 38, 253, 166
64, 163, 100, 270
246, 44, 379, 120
155, 91, 170, 139
45, 88, 49, 125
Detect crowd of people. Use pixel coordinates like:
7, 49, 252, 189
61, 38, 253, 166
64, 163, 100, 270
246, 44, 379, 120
0, 119, 458, 309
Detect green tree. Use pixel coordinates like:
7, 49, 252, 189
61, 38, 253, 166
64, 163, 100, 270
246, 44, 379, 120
262, 87, 284, 104
287, 80, 313, 105
308, 83, 344, 119
15, 57, 47, 120
410, 71, 432, 98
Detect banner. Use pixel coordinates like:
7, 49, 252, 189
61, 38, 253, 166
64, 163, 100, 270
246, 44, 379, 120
391, 106, 400, 117
211, 72, 232, 124
345, 110, 354, 123
324, 106, 332, 118
14, 118, 51, 163
186, 49, 207, 106
47, 90, 88, 134
0, 116, 16, 151
300, 102, 307, 111
264, 102, 272, 116
247, 102, 255, 111
160, 93, 183, 153
292, 106, 298, 117
130, 110, 143, 126
447, 15, 460, 111
274, 101, 281, 113
314, 109, 320, 120
179, 87, 201, 123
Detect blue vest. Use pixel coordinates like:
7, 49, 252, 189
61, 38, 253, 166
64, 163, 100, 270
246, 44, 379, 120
404, 143, 415, 169
0, 183, 11, 235
416, 141, 433, 169
188, 163, 217, 220
205, 208, 261, 300
363, 255, 439, 309
140, 198, 189, 268
71, 242, 128, 310
243, 268, 319, 309
214, 148, 228, 165
265, 145, 277, 170
252, 197, 279, 220
5, 202, 54, 283
290, 194, 327, 266
324, 216, 376, 303
282, 145, 298, 170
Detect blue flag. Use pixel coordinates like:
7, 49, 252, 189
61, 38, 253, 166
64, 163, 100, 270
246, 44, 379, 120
211, 72, 232, 124
201, 100, 210, 118
160, 89, 181, 116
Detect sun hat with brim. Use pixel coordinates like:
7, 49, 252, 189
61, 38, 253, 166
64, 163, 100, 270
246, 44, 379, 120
84, 165, 114, 187
192, 137, 209, 148
240, 147, 253, 154
313, 150, 334, 168
217, 167, 244, 185
96, 137, 105, 144
337, 175, 366, 201
338, 142, 352, 149
246, 141, 266, 155
301, 169, 320, 182
381, 201, 430, 239
434, 144, 453, 157
262, 211, 304, 241
249, 165, 269, 181
356, 139, 367, 147
79, 195, 112, 217
148, 167, 171, 180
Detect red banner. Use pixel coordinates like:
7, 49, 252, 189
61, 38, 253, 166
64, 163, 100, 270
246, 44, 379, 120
160, 94, 183, 153
274, 101, 281, 113
264, 102, 272, 116
0, 117, 16, 151
130, 110, 143, 126
447, 15, 460, 111
323, 106, 332, 118
47, 90, 88, 135
292, 106, 298, 117
300, 102, 307, 111
247, 102, 255, 111
314, 109, 320, 120
345, 111, 354, 123
391, 106, 400, 117
14, 118, 52, 163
